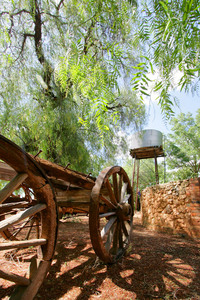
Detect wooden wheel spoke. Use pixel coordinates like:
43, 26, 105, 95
0, 173, 28, 204
105, 179, 117, 206
0, 238, 47, 250
25, 218, 35, 240
100, 195, 116, 209
112, 173, 119, 203
101, 216, 117, 238
118, 223, 123, 249
121, 220, 129, 237
120, 182, 128, 203
99, 212, 116, 218
105, 226, 114, 251
11, 217, 32, 239
0, 203, 46, 233
118, 173, 123, 202
0, 269, 30, 286
123, 194, 131, 203
112, 222, 120, 254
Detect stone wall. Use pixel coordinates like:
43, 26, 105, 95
141, 178, 200, 238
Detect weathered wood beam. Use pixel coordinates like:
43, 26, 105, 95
0, 238, 47, 250
55, 189, 91, 202
0, 201, 28, 213
20, 260, 51, 300
0, 269, 30, 286
0, 203, 46, 232
33, 156, 95, 190
0, 161, 16, 181
57, 201, 90, 211
0, 173, 28, 204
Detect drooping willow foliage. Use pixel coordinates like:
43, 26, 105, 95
0, 0, 146, 173
1, 0, 198, 173
132, 0, 200, 118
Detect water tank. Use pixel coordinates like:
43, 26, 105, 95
130, 129, 163, 149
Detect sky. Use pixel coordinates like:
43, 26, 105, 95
144, 91, 200, 135
119, 89, 199, 165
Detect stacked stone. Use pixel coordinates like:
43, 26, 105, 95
141, 178, 200, 238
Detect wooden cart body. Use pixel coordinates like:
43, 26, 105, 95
0, 135, 133, 299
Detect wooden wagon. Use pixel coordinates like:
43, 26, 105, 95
0, 134, 134, 299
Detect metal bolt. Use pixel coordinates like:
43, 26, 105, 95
34, 150, 42, 158
86, 172, 92, 179
64, 163, 71, 170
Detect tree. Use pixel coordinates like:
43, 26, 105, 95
0, 0, 146, 173
165, 109, 200, 180
132, 0, 200, 117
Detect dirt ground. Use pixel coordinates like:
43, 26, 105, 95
1, 212, 200, 300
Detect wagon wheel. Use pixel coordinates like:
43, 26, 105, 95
89, 166, 133, 264
0, 184, 35, 241
0, 135, 58, 300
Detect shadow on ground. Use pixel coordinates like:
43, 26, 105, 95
35, 215, 200, 300
1, 214, 200, 299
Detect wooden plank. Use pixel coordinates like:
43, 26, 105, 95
33, 156, 95, 190
50, 178, 81, 190
55, 189, 91, 202
0, 161, 16, 181
130, 146, 164, 159
2, 196, 27, 204
0, 269, 30, 286
57, 200, 90, 207
0, 201, 28, 213
0, 173, 28, 205
57, 201, 90, 213
20, 260, 51, 300
0, 238, 46, 250
0, 203, 46, 232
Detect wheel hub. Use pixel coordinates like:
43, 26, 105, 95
116, 203, 131, 220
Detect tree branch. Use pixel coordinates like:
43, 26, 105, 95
82, 19, 95, 55
106, 104, 123, 110
0, 9, 30, 17
19, 33, 34, 57
57, 0, 65, 11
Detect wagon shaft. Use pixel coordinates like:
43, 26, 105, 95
33, 156, 96, 190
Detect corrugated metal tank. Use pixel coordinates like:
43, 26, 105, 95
131, 129, 163, 149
